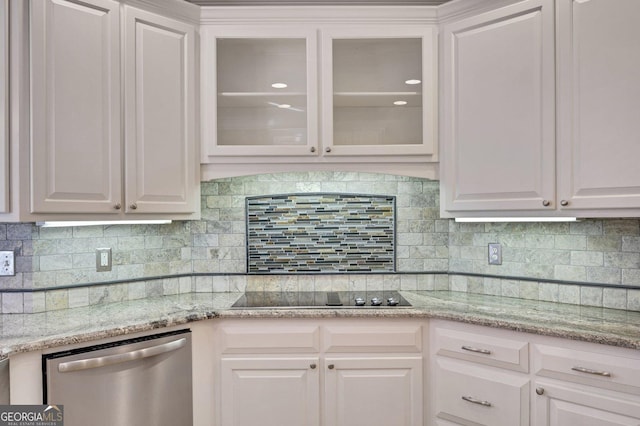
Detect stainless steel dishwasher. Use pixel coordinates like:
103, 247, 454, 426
43, 329, 192, 426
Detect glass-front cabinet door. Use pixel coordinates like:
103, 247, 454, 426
321, 27, 437, 156
201, 27, 318, 157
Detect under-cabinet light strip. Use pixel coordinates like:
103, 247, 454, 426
36, 220, 172, 228
454, 217, 578, 223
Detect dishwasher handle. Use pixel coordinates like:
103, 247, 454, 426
58, 338, 187, 373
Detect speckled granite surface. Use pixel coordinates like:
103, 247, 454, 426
1, 291, 639, 360
0, 293, 241, 358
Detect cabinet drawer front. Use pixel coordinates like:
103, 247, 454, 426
323, 324, 422, 353
435, 358, 530, 426
434, 326, 529, 372
533, 344, 640, 394
220, 325, 320, 353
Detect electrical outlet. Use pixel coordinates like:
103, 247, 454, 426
488, 243, 502, 265
96, 248, 112, 272
0, 251, 15, 276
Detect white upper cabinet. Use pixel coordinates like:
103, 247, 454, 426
321, 27, 437, 157
30, 0, 122, 214
201, 27, 318, 157
9, 0, 200, 221
199, 8, 438, 180
441, 0, 640, 218
123, 6, 197, 215
0, 0, 9, 213
440, 0, 555, 215
556, 0, 640, 212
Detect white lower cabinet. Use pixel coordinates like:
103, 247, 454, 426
213, 318, 425, 426
434, 358, 530, 426
431, 320, 530, 426
532, 341, 640, 426
324, 356, 423, 426
430, 320, 640, 426
220, 357, 320, 426
533, 380, 640, 426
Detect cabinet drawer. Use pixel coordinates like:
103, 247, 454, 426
434, 326, 529, 372
323, 324, 422, 353
219, 324, 320, 354
533, 344, 640, 395
435, 358, 530, 426
435, 357, 529, 426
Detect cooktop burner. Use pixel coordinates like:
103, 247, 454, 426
231, 291, 412, 309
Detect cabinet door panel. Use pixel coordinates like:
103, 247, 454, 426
534, 380, 640, 426
557, 0, 640, 210
220, 357, 320, 426
324, 356, 423, 426
31, 0, 121, 214
124, 7, 196, 214
441, 0, 555, 213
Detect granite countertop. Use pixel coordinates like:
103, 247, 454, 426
1, 290, 640, 360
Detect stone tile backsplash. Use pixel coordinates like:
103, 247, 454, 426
448, 220, 640, 310
0, 172, 446, 313
1, 172, 640, 313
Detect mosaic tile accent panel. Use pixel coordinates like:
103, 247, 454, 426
247, 193, 395, 273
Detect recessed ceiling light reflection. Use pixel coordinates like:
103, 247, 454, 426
271, 83, 288, 89
393, 101, 408, 106
405, 79, 421, 85
267, 101, 304, 112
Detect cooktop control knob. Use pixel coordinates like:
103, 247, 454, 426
387, 297, 399, 306
371, 297, 382, 306
354, 297, 366, 306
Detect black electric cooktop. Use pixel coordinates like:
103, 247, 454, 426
231, 291, 412, 309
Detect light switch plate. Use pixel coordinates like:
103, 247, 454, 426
0, 251, 15, 276
488, 243, 502, 265
96, 248, 112, 272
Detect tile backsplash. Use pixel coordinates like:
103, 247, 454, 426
246, 193, 396, 273
448, 220, 640, 310
1, 171, 640, 313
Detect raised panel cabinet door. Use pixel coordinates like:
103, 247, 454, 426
533, 380, 640, 426
556, 0, 640, 211
1, 0, 8, 213
124, 7, 197, 214
440, 0, 556, 214
220, 357, 320, 426
31, 0, 122, 214
324, 356, 423, 426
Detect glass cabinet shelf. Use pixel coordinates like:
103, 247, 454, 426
217, 92, 307, 108
334, 92, 422, 107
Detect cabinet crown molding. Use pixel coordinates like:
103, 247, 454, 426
200, 5, 438, 24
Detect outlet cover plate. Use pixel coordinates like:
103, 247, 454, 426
488, 243, 502, 265
0, 251, 15, 276
96, 248, 112, 272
